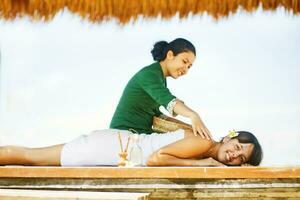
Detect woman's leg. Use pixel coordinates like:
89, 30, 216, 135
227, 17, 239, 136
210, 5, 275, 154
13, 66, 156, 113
0, 144, 65, 166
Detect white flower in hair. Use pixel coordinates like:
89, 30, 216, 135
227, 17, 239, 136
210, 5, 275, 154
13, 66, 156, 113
228, 129, 238, 138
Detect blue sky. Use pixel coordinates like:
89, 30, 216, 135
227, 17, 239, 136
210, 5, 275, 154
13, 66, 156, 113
0, 7, 299, 165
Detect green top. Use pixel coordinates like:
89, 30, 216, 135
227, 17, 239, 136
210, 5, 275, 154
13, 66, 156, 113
110, 62, 176, 134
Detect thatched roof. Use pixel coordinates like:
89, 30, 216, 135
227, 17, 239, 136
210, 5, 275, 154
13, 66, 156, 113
0, 0, 299, 24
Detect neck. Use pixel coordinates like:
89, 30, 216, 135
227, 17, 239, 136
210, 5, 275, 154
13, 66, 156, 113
159, 60, 169, 77
203, 142, 221, 160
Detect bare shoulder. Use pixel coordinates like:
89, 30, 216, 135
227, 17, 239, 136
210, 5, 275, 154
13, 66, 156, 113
184, 133, 213, 150
184, 129, 213, 147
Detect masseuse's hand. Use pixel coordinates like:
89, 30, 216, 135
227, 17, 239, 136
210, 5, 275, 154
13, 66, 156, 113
172, 100, 212, 140
190, 112, 212, 140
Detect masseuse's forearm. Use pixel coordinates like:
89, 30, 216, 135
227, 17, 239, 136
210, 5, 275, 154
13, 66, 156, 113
173, 101, 198, 118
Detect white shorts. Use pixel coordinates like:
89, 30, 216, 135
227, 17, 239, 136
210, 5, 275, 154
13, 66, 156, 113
60, 129, 185, 166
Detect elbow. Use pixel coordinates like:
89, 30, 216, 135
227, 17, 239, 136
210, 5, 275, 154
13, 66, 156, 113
146, 158, 157, 166
146, 150, 164, 166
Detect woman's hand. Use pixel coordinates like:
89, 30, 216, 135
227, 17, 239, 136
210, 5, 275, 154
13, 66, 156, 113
202, 157, 227, 167
190, 112, 212, 140
241, 163, 254, 167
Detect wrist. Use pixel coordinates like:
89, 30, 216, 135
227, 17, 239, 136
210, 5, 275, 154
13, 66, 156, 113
188, 111, 199, 119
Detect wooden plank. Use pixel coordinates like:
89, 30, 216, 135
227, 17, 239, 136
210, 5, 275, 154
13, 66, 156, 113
0, 178, 299, 189
0, 177, 299, 199
150, 188, 300, 198
0, 189, 149, 200
0, 166, 300, 179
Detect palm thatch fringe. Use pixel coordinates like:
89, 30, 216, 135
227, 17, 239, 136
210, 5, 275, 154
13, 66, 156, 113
0, 0, 299, 24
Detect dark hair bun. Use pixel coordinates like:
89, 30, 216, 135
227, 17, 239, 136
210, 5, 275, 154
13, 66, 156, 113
151, 41, 169, 61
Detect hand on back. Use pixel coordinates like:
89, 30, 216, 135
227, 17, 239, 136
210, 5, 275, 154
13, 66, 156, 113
190, 113, 212, 140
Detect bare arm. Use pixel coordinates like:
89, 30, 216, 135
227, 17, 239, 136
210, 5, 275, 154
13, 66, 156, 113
147, 153, 225, 166
147, 135, 223, 166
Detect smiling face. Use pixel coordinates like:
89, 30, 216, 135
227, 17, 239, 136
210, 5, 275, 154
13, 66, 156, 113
165, 50, 196, 79
217, 138, 254, 166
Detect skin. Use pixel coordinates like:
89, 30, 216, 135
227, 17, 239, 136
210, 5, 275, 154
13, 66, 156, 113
0, 144, 64, 166
159, 50, 212, 141
160, 50, 195, 79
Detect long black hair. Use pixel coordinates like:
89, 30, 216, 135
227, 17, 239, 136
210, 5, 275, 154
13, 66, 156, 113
151, 38, 196, 62
232, 131, 263, 166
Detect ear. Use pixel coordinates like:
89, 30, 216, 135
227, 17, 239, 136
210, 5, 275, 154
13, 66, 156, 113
166, 50, 174, 60
222, 136, 231, 143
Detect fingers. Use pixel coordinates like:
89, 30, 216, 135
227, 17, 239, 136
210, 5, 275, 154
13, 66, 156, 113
193, 126, 208, 139
215, 160, 226, 167
191, 117, 211, 140
208, 158, 226, 167
192, 125, 206, 138
198, 131, 205, 139
197, 128, 206, 139
201, 128, 212, 140
192, 119, 212, 140
192, 126, 198, 137
241, 163, 254, 167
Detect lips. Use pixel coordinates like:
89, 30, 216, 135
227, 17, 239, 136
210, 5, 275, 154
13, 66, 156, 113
178, 70, 184, 76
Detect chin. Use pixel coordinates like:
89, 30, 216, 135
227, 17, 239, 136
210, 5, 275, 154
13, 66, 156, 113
171, 74, 179, 79
218, 154, 227, 165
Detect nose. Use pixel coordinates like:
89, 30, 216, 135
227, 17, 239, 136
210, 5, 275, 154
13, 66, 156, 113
182, 66, 189, 74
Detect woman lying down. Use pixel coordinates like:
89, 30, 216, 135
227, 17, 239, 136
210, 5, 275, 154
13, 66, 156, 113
0, 128, 262, 167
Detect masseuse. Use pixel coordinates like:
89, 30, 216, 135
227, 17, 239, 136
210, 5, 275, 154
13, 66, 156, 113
110, 38, 211, 140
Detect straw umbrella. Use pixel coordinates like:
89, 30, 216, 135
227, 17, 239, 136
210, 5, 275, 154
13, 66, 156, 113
0, 0, 299, 24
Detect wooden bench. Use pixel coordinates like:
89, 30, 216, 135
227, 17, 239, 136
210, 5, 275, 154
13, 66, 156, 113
0, 166, 299, 199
